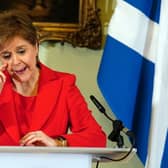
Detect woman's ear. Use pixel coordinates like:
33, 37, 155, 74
36, 41, 39, 48
35, 42, 39, 56
35, 42, 40, 67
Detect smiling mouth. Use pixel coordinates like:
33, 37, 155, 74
13, 66, 27, 74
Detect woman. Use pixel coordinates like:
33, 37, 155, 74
0, 10, 106, 146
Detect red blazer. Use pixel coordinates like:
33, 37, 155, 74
0, 63, 106, 146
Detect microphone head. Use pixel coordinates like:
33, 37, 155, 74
90, 95, 106, 114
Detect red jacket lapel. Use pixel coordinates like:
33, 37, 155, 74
30, 80, 63, 130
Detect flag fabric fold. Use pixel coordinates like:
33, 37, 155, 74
97, 0, 168, 167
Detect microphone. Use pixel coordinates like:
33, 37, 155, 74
90, 95, 106, 114
90, 95, 134, 148
90, 95, 114, 122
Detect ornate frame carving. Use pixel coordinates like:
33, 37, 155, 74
34, 0, 102, 49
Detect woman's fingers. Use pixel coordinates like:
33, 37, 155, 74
0, 63, 8, 71
0, 63, 8, 83
20, 131, 56, 147
0, 64, 8, 92
0, 71, 6, 83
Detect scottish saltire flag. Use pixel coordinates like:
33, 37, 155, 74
97, 0, 168, 167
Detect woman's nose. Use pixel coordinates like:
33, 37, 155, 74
11, 54, 20, 65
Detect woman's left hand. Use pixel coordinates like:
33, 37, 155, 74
20, 131, 56, 146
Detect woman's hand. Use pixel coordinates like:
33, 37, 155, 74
20, 131, 57, 146
0, 63, 7, 93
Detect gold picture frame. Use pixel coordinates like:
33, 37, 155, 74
33, 0, 102, 49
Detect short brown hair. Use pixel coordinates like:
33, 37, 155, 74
0, 10, 38, 46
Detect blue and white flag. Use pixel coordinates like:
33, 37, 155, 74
97, 0, 168, 167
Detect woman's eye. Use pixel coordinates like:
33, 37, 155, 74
2, 53, 11, 59
17, 48, 26, 54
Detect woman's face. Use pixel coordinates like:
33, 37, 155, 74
0, 36, 38, 82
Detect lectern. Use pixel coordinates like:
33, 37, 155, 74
0, 147, 136, 168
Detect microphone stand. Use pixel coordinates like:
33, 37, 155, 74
90, 95, 134, 148
98, 106, 124, 148
108, 120, 124, 148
